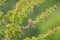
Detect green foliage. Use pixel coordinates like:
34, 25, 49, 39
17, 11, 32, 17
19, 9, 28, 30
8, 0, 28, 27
0, 0, 60, 40
0, 0, 6, 5
24, 37, 37, 40
0, 23, 22, 40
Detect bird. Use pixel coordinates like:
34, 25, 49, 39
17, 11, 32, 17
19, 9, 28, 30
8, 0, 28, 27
21, 18, 36, 30
28, 18, 36, 27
